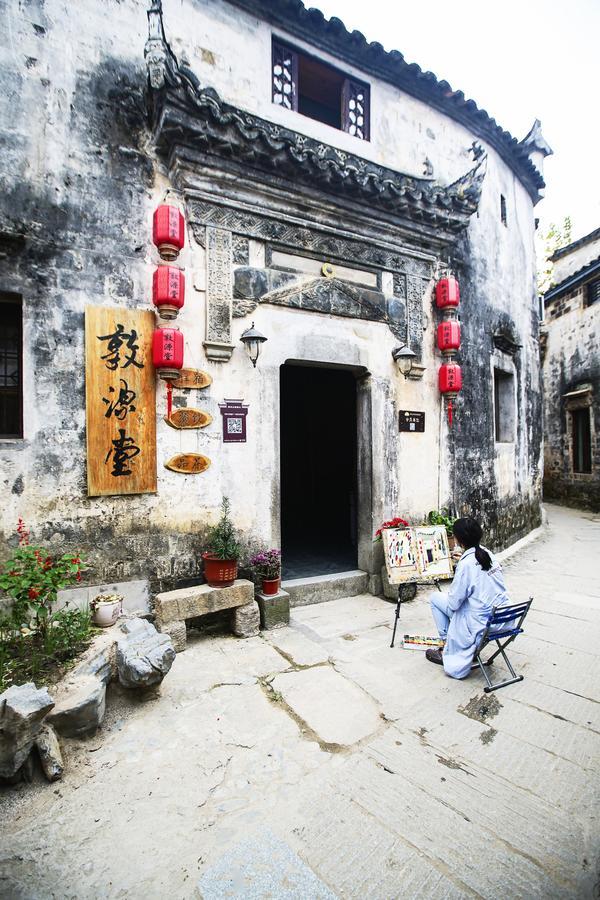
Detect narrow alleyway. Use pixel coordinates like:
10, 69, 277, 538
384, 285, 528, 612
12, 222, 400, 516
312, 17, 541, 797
1, 503, 599, 899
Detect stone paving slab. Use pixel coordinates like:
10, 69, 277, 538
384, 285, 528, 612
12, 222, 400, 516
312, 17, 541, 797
265, 627, 331, 667
271, 666, 382, 747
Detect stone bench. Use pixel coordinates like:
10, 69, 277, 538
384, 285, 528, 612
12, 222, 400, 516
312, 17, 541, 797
154, 579, 259, 651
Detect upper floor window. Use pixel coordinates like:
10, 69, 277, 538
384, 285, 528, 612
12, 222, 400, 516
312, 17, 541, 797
493, 367, 515, 442
585, 278, 600, 307
500, 194, 507, 226
572, 407, 592, 473
0, 295, 23, 439
272, 39, 370, 141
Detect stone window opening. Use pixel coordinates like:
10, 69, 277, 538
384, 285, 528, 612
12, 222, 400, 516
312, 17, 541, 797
272, 39, 370, 140
493, 367, 515, 443
500, 194, 507, 227
585, 278, 600, 308
0, 293, 23, 439
571, 407, 592, 474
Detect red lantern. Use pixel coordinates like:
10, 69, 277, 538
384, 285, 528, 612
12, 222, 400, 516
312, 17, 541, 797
152, 326, 184, 381
436, 276, 460, 309
153, 266, 185, 320
437, 320, 461, 355
153, 205, 185, 261
439, 362, 462, 428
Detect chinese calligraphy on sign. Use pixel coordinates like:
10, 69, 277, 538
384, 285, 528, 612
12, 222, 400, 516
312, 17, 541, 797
85, 306, 156, 496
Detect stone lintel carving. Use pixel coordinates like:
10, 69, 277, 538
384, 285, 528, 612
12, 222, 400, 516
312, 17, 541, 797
205, 226, 234, 362
189, 201, 435, 280
394, 272, 429, 360
232, 273, 407, 343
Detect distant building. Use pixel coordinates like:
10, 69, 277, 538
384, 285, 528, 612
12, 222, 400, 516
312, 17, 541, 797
541, 228, 600, 510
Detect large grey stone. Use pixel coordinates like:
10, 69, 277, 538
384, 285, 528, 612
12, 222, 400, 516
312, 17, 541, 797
116, 617, 175, 689
230, 601, 260, 638
256, 589, 290, 630
47, 675, 106, 738
154, 579, 254, 625
34, 723, 64, 782
0, 683, 55, 779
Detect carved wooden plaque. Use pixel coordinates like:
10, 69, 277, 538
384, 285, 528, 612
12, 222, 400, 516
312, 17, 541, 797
164, 409, 212, 429
85, 306, 156, 497
172, 368, 213, 390
164, 453, 211, 474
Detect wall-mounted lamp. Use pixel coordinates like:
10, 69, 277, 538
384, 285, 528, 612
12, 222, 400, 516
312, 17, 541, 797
240, 322, 268, 368
392, 345, 416, 378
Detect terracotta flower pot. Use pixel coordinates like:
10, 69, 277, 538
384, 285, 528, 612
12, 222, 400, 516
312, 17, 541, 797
261, 577, 281, 595
202, 552, 238, 588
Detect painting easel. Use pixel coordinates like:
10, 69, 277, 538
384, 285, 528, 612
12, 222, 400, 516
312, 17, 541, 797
382, 526, 453, 649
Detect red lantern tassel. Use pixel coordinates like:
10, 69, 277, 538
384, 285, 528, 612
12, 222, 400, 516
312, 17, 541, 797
166, 381, 173, 421
447, 398, 453, 428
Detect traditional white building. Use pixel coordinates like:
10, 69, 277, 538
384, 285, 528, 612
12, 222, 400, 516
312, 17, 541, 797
0, 0, 549, 604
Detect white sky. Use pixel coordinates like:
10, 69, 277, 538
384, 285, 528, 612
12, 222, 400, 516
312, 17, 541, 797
314, 0, 599, 242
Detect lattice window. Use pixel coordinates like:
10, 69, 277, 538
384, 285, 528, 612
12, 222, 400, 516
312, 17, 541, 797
343, 80, 370, 141
272, 41, 297, 111
586, 278, 600, 307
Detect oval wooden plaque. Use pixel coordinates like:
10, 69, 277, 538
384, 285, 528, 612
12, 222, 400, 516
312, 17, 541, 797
164, 453, 211, 474
172, 368, 212, 390
164, 408, 213, 430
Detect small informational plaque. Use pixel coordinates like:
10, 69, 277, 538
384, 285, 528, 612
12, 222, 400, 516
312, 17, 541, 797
164, 453, 211, 474
399, 410, 425, 432
172, 368, 212, 390
219, 399, 249, 443
164, 409, 212, 430
85, 306, 156, 497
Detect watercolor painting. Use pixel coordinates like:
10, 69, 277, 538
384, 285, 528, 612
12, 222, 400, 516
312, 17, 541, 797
383, 525, 453, 584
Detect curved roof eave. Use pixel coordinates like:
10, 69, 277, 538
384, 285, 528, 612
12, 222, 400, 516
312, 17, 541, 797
227, 0, 545, 202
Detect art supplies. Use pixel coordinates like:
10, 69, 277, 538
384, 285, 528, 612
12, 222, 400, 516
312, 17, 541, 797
402, 635, 444, 651
383, 525, 453, 584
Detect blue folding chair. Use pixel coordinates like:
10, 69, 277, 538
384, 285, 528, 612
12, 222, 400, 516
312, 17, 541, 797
471, 598, 533, 693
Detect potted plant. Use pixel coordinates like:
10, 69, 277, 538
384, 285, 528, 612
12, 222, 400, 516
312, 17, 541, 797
249, 548, 281, 595
373, 516, 409, 542
426, 509, 457, 548
202, 497, 241, 588
90, 593, 123, 627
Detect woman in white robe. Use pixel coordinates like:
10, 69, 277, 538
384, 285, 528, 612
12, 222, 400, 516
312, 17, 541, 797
426, 517, 510, 679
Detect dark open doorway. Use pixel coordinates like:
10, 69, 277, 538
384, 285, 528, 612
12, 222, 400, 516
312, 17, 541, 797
280, 363, 358, 579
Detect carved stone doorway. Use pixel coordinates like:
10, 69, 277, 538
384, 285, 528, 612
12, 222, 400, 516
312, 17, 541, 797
280, 363, 359, 579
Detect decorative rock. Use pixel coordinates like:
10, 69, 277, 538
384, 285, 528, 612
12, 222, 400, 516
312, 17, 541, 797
47, 675, 106, 738
72, 628, 118, 685
116, 617, 175, 689
230, 601, 260, 638
256, 590, 290, 630
156, 619, 187, 653
0, 683, 55, 779
34, 723, 64, 781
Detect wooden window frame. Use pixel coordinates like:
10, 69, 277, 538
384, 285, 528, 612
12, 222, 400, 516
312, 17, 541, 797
271, 38, 370, 141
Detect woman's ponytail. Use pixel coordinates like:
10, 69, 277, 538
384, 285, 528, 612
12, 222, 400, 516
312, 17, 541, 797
452, 517, 493, 571
474, 545, 492, 572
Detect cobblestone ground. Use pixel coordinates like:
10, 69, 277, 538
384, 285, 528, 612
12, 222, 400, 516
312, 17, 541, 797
1, 503, 599, 899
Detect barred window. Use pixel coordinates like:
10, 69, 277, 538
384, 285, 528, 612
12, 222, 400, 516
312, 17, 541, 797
585, 279, 600, 307
272, 39, 370, 141
0, 295, 23, 439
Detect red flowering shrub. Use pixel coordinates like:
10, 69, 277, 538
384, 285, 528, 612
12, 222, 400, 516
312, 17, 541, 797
373, 516, 410, 542
0, 520, 87, 637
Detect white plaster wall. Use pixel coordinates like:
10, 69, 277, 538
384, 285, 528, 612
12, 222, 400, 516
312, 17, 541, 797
553, 236, 600, 283
0, 0, 541, 569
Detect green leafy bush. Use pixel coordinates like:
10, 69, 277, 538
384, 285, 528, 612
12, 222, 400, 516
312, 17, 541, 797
426, 509, 456, 536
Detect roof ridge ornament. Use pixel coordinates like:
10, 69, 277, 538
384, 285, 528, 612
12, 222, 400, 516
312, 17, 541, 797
145, 0, 180, 90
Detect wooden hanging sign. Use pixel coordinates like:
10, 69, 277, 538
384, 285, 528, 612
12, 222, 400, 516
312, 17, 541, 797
164, 453, 211, 474
85, 306, 156, 497
164, 409, 213, 430
171, 368, 212, 390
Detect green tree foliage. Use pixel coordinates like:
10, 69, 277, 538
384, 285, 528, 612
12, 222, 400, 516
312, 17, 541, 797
537, 216, 572, 295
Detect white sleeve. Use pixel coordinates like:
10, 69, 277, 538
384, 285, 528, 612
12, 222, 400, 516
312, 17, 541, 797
447, 561, 472, 612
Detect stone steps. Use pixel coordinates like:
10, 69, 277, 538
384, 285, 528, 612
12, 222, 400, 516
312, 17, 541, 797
282, 570, 369, 607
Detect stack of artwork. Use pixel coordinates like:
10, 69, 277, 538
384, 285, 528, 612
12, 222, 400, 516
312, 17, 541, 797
382, 526, 453, 584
